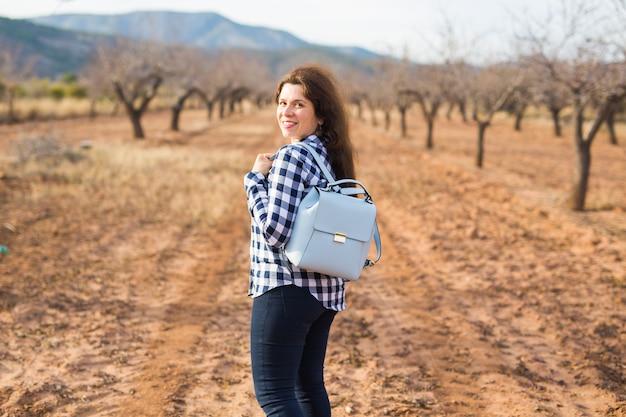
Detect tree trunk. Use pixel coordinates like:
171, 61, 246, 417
568, 96, 623, 210
366, 102, 377, 126
207, 101, 214, 120
89, 99, 97, 118
399, 107, 408, 138
426, 118, 434, 149
219, 100, 227, 119
191, 90, 212, 120
550, 108, 562, 137
571, 142, 591, 211
514, 111, 523, 131
446, 102, 454, 120
171, 103, 182, 131
458, 100, 468, 123
355, 102, 363, 120
113, 77, 162, 139
170, 88, 197, 131
384, 111, 391, 131
569, 107, 586, 210
417, 100, 439, 150
571, 130, 591, 211
606, 108, 618, 145
129, 109, 145, 139
476, 122, 489, 168
7, 94, 15, 124
370, 107, 378, 127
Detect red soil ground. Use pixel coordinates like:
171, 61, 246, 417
1, 107, 625, 416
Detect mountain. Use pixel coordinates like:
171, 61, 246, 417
29, 11, 378, 58
29, 11, 307, 51
0, 16, 113, 78
0, 11, 380, 80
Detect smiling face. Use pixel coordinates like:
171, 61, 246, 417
276, 83, 321, 142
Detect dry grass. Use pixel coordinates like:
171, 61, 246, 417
0, 97, 186, 122
3, 137, 242, 230
0, 98, 96, 121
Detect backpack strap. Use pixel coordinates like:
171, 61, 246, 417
297, 141, 382, 268
296, 142, 337, 183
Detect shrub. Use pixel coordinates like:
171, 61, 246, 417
13, 132, 61, 164
50, 85, 65, 100
13, 133, 84, 165
67, 84, 87, 99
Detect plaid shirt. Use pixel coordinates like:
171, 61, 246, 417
244, 135, 346, 311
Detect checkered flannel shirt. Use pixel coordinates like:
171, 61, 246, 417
244, 135, 346, 311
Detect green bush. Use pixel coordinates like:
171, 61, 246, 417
48, 83, 88, 100
60, 72, 78, 84
67, 84, 87, 99
50, 85, 65, 100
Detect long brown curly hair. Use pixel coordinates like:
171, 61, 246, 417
274, 64, 355, 180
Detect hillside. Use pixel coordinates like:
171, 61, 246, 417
0, 16, 112, 78
29, 11, 378, 59
30, 11, 309, 51
0, 11, 379, 79
30, 11, 379, 59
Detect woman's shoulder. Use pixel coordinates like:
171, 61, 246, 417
276, 136, 326, 162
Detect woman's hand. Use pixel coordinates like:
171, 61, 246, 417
251, 153, 275, 176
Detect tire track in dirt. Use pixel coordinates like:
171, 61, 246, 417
415, 149, 625, 416
109, 218, 254, 416
110, 112, 278, 416
344, 122, 626, 416
320, 125, 469, 416
2, 109, 624, 417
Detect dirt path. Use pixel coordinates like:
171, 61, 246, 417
1, 108, 625, 416
336, 126, 625, 416
109, 114, 276, 417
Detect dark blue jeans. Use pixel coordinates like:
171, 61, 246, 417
250, 284, 337, 417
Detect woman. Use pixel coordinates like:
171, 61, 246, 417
243, 64, 355, 416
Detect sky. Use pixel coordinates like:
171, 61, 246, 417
1, 0, 555, 60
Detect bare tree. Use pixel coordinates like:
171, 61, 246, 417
426, 15, 477, 124
206, 50, 268, 120
503, 83, 531, 131
366, 58, 397, 130
341, 69, 369, 121
415, 64, 448, 149
89, 38, 171, 138
444, 88, 469, 123
532, 66, 571, 137
164, 46, 212, 131
0, 46, 36, 124
469, 65, 522, 168
348, 91, 367, 120
605, 100, 624, 144
393, 56, 417, 138
444, 61, 473, 124
518, 0, 626, 210
403, 64, 448, 148
80, 48, 118, 118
